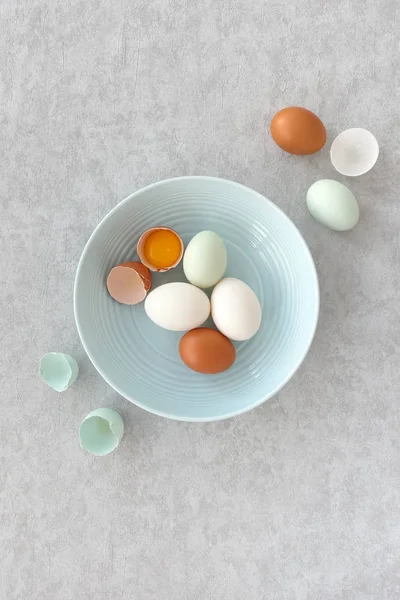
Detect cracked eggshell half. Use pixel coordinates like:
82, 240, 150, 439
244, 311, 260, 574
106, 261, 152, 305
79, 407, 124, 456
40, 352, 79, 392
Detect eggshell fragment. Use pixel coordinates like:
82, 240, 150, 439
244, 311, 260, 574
137, 227, 184, 272
40, 352, 79, 392
211, 278, 262, 341
270, 107, 326, 155
79, 408, 124, 456
106, 261, 152, 305
306, 179, 359, 231
330, 128, 379, 176
179, 328, 236, 374
145, 282, 210, 331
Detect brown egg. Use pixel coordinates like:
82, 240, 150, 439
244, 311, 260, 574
106, 261, 152, 305
270, 107, 326, 155
179, 328, 236, 374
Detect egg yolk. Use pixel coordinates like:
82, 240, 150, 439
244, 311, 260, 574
143, 230, 181, 268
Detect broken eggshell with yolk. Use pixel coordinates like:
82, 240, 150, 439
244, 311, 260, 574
137, 227, 184, 272
106, 261, 152, 305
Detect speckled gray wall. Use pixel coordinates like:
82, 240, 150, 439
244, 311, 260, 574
1, 1, 400, 598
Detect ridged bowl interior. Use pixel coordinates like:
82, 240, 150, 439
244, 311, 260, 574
74, 177, 319, 421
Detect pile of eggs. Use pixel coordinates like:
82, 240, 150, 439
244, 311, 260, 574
105, 110, 377, 373
106, 228, 261, 374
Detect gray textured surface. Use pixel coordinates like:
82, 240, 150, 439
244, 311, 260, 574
1, 0, 400, 598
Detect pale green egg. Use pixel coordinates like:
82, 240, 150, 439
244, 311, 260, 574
183, 230, 227, 288
306, 179, 359, 231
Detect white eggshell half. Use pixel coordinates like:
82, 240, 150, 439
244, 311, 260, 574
183, 230, 227, 289
306, 179, 359, 231
211, 278, 262, 342
330, 128, 379, 177
144, 282, 210, 332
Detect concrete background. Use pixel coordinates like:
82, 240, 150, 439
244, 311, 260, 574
1, 0, 399, 598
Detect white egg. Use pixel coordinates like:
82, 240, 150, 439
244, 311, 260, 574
144, 282, 210, 332
211, 278, 262, 341
183, 230, 227, 289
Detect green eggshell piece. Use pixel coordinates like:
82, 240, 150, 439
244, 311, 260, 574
40, 352, 79, 392
79, 408, 124, 456
183, 230, 227, 288
306, 179, 359, 231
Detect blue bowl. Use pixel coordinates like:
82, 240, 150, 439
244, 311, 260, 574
74, 177, 319, 421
